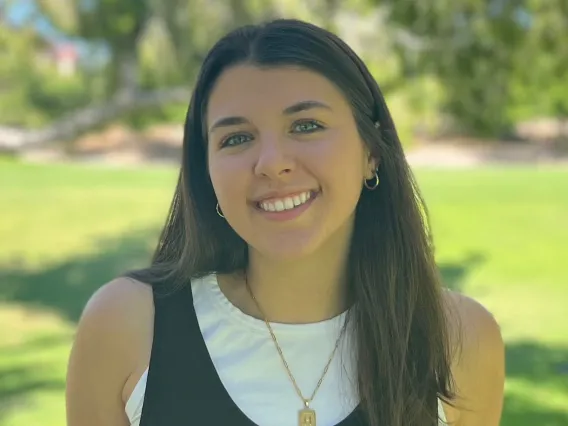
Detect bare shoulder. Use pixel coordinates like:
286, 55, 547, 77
441, 291, 505, 426
66, 277, 154, 426
74, 277, 154, 368
443, 291, 503, 352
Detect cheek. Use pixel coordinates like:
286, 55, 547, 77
208, 154, 248, 204
314, 135, 367, 189
319, 145, 367, 220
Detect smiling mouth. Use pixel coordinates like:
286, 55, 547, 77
256, 191, 318, 212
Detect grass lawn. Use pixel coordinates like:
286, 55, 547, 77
0, 159, 567, 425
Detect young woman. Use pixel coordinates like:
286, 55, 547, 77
66, 19, 504, 426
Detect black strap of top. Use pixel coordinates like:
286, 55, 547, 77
139, 283, 250, 426
139, 281, 366, 426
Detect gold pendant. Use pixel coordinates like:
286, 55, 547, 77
299, 408, 316, 426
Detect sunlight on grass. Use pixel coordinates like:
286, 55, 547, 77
418, 167, 568, 289
0, 161, 567, 426
0, 161, 176, 267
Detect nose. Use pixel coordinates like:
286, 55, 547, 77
253, 135, 295, 179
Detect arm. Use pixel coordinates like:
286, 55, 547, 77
445, 293, 505, 426
66, 278, 154, 426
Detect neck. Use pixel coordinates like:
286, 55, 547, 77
241, 224, 353, 324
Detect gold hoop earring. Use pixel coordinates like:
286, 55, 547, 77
364, 171, 379, 190
216, 202, 225, 218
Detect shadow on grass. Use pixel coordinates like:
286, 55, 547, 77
0, 364, 65, 418
501, 341, 568, 426
8, 237, 565, 426
502, 395, 568, 426
507, 341, 568, 388
0, 332, 68, 421
438, 252, 486, 292
0, 229, 159, 422
0, 223, 484, 323
0, 227, 160, 323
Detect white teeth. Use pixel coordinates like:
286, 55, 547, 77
259, 191, 314, 212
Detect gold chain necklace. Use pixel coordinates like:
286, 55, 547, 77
245, 277, 346, 426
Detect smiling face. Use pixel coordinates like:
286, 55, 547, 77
206, 65, 376, 260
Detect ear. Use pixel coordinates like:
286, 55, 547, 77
364, 154, 379, 180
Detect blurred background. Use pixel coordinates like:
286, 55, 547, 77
0, 0, 567, 425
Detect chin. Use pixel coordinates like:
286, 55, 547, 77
249, 230, 327, 262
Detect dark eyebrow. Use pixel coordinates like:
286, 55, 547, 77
283, 100, 332, 115
208, 116, 249, 133
208, 100, 331, 133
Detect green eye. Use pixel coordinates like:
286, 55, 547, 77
292, 120, 324, 134
221, 133, 252, 148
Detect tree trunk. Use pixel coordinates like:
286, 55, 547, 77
0, 87, 191, 153
113, 49, 140, 98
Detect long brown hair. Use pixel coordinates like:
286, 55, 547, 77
128, 18, 455, 426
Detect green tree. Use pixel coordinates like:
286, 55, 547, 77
0, 0, 289, 149
38, 0, 149, 96
366, 0, 568, 137
366, 0, 529, 135
0, 22, 43, 127
507, 1, 568, 123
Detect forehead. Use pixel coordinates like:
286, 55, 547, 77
206, 65, 350, 120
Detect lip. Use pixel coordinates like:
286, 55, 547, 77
253, 191, 319, 222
